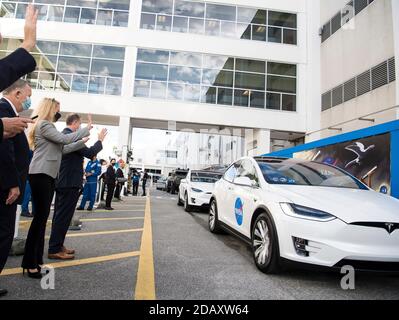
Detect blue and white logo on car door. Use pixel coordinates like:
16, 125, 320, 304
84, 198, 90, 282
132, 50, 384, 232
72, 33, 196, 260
234, 197, 244, 226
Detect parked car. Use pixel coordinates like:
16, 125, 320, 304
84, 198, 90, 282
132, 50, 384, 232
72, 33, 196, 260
167, 169, 189, 194
209, 156, 399, 274
156, 176, 168, 191
178, 170, 222, 211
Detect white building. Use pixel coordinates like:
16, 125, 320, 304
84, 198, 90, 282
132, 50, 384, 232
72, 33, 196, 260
0, 0, 397, 169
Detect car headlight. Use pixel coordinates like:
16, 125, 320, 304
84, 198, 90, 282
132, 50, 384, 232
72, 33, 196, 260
191, 187, 203, 193
280, 203, 336, 222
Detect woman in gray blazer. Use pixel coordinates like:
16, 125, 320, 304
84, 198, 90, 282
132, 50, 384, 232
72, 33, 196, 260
21, 98, 92, 278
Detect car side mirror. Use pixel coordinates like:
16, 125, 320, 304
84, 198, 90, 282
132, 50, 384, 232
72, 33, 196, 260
234, 176, 255, 187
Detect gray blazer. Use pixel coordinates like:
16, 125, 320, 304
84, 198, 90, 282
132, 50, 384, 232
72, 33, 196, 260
29, 120, 90, 179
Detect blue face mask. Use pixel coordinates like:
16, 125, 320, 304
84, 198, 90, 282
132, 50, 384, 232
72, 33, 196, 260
22, 97, 32, 111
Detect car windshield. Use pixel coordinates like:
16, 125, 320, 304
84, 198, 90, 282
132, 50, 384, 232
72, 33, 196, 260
257, 159, 368, 190
191, 172, 222, 183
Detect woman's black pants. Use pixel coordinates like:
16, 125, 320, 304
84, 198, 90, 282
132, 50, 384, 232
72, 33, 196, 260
22, 174, 55, 269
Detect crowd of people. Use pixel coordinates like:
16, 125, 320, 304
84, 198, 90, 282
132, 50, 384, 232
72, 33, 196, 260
0, 5, 150, 297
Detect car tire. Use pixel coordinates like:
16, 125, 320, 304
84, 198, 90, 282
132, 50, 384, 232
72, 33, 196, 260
208, 200, 223, 234
251, 213, 281, 274
184, 193, 192, 212
177, 191, 183, 206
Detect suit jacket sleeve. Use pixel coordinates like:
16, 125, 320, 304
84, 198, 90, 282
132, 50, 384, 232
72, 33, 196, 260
78, 141, 103, 160
62, 140, 86, 155
0, 48, 37, 92
0, 119, 3, 143
39, 121, 90, 145
0, 110, 18, 190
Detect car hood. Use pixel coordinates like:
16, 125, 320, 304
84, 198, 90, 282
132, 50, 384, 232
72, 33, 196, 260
270, 185, 399, 223
190, 182, 215, 193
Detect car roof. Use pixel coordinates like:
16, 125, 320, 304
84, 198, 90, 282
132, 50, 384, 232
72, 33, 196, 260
191, 170, 223, 175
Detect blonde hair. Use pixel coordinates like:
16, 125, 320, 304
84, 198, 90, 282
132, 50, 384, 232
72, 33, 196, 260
28, 98, 60, 150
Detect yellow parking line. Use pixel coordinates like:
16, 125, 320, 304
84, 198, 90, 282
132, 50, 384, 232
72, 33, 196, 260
134, 195, 156, 300
79, 209, 145, 213
43, 228, 143, 239
1, 252, 140, 277
80, 217, 144, 222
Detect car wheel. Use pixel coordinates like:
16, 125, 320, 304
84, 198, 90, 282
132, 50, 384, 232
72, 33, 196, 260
208, 200, 223, 234
251, 213, 281, 274
184, 193, 192, 212
177, 191, 183, 206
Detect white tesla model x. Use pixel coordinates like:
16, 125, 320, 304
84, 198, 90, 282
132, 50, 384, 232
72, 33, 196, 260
209, 156, 399, 273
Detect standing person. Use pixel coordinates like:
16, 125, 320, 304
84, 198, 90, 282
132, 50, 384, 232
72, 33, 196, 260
114, 160, 125, 200
104, 159, 116, 210
98, 159, 108, 202
78, 155, 101, 211
21, 99, 91, 278
21, 149, 35, 218
0, 80, 32, 296
48, 114, 106, 260
132, 170, 140, 196
142, 170, 149, 197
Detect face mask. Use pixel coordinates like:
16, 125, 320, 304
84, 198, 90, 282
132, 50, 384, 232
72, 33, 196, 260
22, 97, 32, 111
54, 112, 62, 122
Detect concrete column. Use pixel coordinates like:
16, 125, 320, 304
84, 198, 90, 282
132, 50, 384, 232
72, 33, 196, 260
118, 116, 131, 162
392, 0, 399, 114
245, 129, 271, 157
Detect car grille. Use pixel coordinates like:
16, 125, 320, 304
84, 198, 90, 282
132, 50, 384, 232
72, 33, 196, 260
334, 259, 399, 272
350, 222, 399, 234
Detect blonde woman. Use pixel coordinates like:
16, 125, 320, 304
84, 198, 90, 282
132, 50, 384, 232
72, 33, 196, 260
21, 98, 92, 278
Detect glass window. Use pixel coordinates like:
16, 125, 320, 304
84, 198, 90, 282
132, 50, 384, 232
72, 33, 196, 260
237, 160, 259, 184
137, 49, 169, 63
239, 25, 251, 40
217, 88, 233, 105
57, 57, 90, 74
156, 14, 172, 31
170, 51, 202, 67
64, 7, 80, 23
168, 83, 184, 100
80, 8, 96, 24
89, 76, 106, 94
36, 41, 59, 55
96, 10, 113, 26
252, 25, 266, 41
71, 75, 88, 93
38, 72, 55, 90
134, 80, 150, 97
283, 29, 297, 45
206, 3, 236, 22
224, 162, 240, 182
67, 0, 96, 8
15, 3, 27, 19
268, 27, 282, 43
267, 62, 296, 76
205, 19, 220, 36
150, 81, 167, 99
99, 0, 130, 11
184, 84, 201, 102
113, 11, 129, 27
91, 60, 124, 77
140, 13, 156, 29
250, 91, 265, 108
174, 0, 205, 18
93, 46, 125, 60
36, 5, 48, 21
252, 10, 267, 25
142, 0, 173, 14
169, 66, 201, 84
268, 11, 297, 28
203, 55, 233, 70
60, 43, 91, 57
200, 86, 216, 104
237, 7, 257, 23
47, 6, 64, 22
188, 17, 204, 34
267, 75, 296, 93
202, 69, 233, 87
266, 92, 281, 110
1, 2, 16, 18
235, 72, 265, 90
220, 21, 236, 38
55, 73, 72, 92
105, 78, 122, 95
234, 89, 249, 107
236, 59, 265, 73
282, 94, 296, 111
173, 16, 188, 33
135, 62, 168, 81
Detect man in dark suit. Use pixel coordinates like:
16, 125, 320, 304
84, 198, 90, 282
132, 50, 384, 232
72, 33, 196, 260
48, 114, 107, 260
105, 159, 117, 210
0, 80, 32, 296
0, 4, 37, 145
114, 160, 126, 200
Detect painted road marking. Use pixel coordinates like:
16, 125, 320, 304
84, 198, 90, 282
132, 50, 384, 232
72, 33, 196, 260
42, 228, 143, 239
80, 217, 144, 222
1, 252, 140, 276
134, 195, 156, 300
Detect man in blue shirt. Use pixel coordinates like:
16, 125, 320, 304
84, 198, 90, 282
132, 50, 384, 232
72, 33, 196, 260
78, 155, 101, 211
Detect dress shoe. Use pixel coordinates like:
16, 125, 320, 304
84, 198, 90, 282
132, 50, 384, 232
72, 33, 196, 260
0, 288, 8, 297
23, 269, 42, 279
61, 246, 75, 255
87, 207, 93, 211
48, 252, 75, 260
104, 207, 114, 211
76, 207, 84, 211
21, 211, 33, 218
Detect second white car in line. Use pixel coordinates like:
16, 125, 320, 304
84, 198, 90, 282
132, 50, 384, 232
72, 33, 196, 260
178, 170, 223, 212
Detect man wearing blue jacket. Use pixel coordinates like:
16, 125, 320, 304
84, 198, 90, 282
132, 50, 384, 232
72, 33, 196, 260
78, 155, 101, 211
